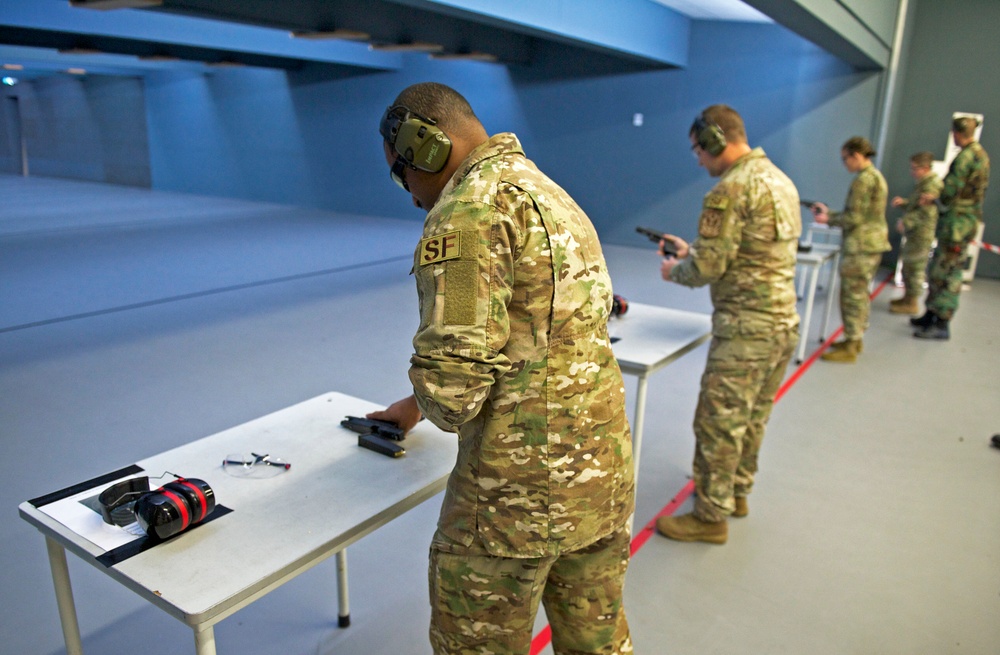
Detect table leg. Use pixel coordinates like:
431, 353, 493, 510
193, 624, 216, 655
797, 263, 819, 363
631, 374, 649, 486
336, 549, 350, 627
820, 255, 840, 341
627, 374, 650, 534
45, 536, 84, 655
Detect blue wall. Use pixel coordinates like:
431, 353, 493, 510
145, 58, 527, 222
514, 21, 882, 246
0, 75, 150, 186
0, 19, 884, 248
142, 20, 883, 246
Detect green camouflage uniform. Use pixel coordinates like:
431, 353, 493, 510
827, 164, 891, 340
898, 172, 943, 299
410, 133, 634, 654
926, 141, 990, 320
668, 148, 801, 523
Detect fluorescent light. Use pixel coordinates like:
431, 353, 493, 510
290, 29, 370, 42
66, 68, 88, 75
370, 42, 445, 53
69, 0, 163, 9
430, 52, 498, 63
3, 64, 24, 70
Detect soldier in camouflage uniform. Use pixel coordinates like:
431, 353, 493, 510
368, 83, 634, 654
656, 105, 800, 545
912, 117, 990, 340
889, 152, 942, 315
812, 136, 891, 363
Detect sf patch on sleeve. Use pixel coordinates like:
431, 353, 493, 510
419, 230, 462, 265
699, 192, 730, 238
419, 230, 477, 325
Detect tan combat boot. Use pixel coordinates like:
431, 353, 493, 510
821, 339, 861, 363
732, 496, 748, 518
889, 296, 919, 315
656, 513, 728, 544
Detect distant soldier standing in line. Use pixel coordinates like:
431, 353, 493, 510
889, 151, 942, 315
656, 105, 800, 545
912, 116, 990, 340
812, 136, 891, 363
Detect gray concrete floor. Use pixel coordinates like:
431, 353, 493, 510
2, 174, 998, 655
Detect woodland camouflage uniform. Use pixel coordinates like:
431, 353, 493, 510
410, 132, 634, 654
925, 141, 990, 320
668, 148, 800, 523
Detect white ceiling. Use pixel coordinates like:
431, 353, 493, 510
650, 0, 772, 22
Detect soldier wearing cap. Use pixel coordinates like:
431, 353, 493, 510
912, 116, 990, 340
368, 82, 634, 654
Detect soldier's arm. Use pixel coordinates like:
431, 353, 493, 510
828, 172, 874, 230
409, 200, 515, 432
669, 189, 740, 287
940, 149, 971, 206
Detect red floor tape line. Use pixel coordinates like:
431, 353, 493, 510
527, 274, 892, 654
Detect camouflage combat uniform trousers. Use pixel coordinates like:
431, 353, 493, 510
428, 527, 632, 655
692, 328, 797, 523
926, 215, 979, 320
899, 235, 934, 299
838, 253, 883, 340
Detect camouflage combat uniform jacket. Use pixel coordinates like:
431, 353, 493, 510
828, 164, 891, 254
938, 141, 990, 245
901, 172, 943, 246
669, 147, 801, 336
409, 133, 634, 559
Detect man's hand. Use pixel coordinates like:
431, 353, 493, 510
366, 395, 422, 435
661, 255, 679, 281
661, 235, 689, 259
811, 202, 830, 224
918, 192, 939, 206
659, 235, 688, 282
891, 195, 907, 208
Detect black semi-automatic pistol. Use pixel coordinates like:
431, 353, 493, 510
635, 226, 679, 257
341, 416, 406, 458
341, 416, 405, 441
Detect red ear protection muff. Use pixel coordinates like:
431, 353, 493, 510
99, 476, 216, 541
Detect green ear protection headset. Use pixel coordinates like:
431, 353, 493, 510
379, 105, 452, 190
692, 112, 727, 156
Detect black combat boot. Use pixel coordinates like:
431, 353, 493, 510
914, 314, 950, 340
910, 310, 935, 328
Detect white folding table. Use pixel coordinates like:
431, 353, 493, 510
609, 302, 713, 481
795, 243, 841, 363
19, 391, 456, 655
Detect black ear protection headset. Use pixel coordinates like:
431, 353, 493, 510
379, 105, 452, 190
691, 112, 727, 156
99, 475, 216, 541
